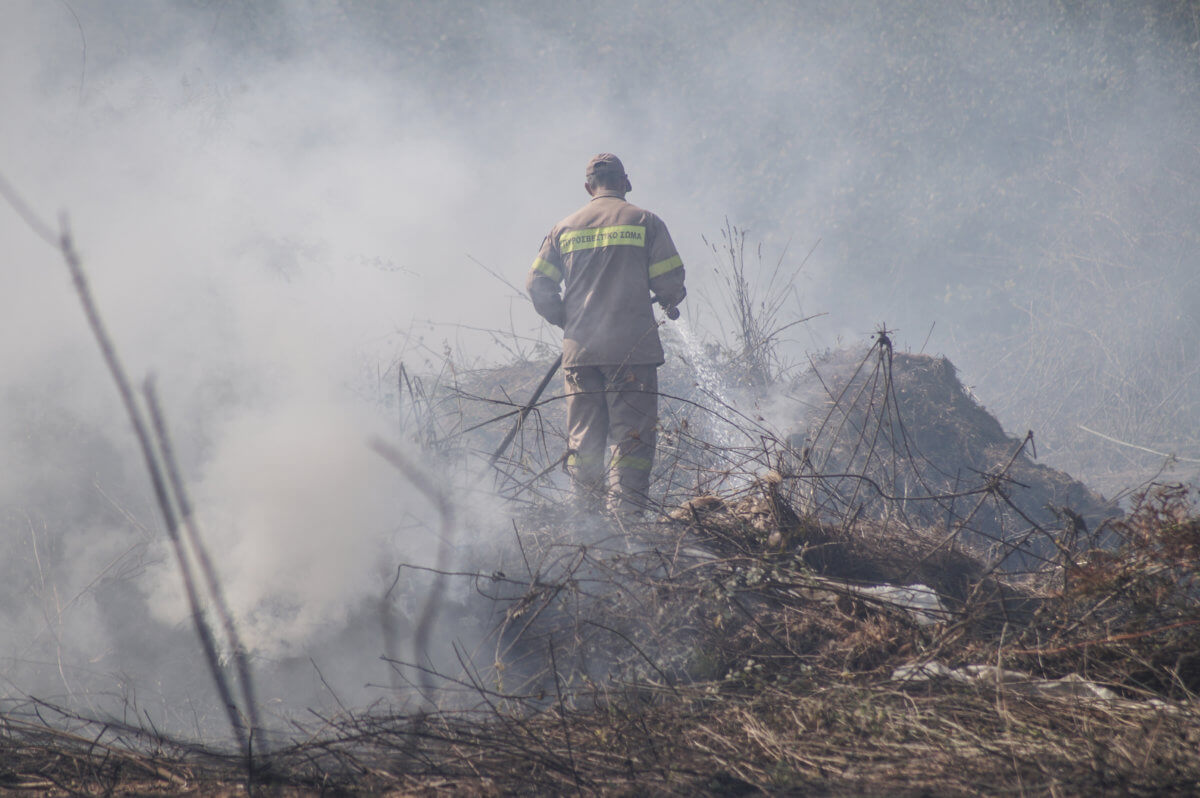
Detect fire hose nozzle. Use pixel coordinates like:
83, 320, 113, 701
651, 295, 680, 320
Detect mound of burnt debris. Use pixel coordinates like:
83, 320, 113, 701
778, 337, 1121, 572
444, 335, 1119, 577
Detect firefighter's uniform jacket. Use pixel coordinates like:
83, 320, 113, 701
527, 188, 686, 511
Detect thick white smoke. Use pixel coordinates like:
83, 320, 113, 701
0, 2, 503, 721
2, 0, 1198, 732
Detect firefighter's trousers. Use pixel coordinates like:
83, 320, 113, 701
564, 364, 658, 513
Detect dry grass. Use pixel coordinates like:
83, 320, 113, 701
5, 339, 1197, 795
7, 482, 1195, 796
3, 207, 1195, 795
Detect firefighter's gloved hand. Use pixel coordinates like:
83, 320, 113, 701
652, 295, 681, 320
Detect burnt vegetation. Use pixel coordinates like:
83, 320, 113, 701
4, 368, 1199, 795
3, 215, 1197, 797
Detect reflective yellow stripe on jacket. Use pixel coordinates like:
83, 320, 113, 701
531, 257, 562, 282
559, 225, 646, 254
649, 254, 683, 279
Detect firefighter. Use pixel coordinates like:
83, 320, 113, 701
526, 153, 686, 515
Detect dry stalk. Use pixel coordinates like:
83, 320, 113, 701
0, 178, 256, 764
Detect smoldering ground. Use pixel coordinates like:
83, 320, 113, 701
3, 0, 1199, 741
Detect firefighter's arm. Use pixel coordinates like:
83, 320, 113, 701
647, 219, 686, 310
526, 245, 566, 328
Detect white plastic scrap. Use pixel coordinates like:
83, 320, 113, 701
851, 583, 949, 626
891, 661, 1175, 710
891, 661, 965, 682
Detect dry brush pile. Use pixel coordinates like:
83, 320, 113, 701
3, 335, 1197, 796
4, 480, 1196, 795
